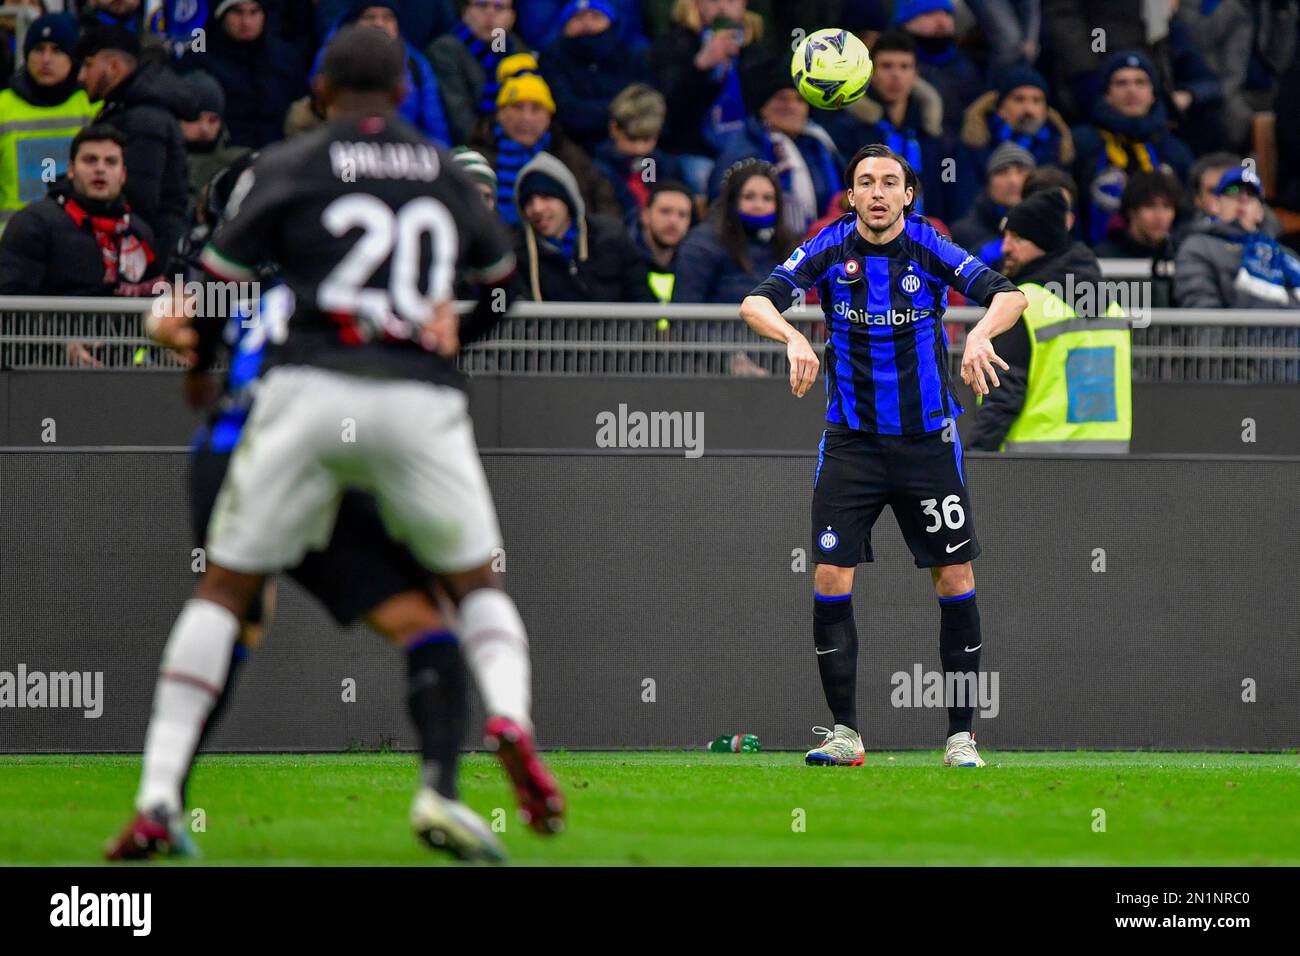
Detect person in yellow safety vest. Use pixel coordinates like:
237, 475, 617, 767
630, 179, 692, 334
0, 14, 99, 235
968, 188, 1132, 453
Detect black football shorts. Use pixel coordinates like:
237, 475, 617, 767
190, 440, 432, 625
810, 423, 981, 568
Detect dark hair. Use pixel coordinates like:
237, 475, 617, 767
648, 178, 694, 209
713, 160, 797, 274
871, 30, 916, 58
844, 143, 919, 215
321, 24, 405, 93
1021, 165, 1078, 210
1188, 151, 1241, 194
1120, 168, 1183, 215
70, 124, 128, 162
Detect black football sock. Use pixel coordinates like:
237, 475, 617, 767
182, 642, 248, 806
813, 592, 859, 732
938, 589, 981, 737
406, 630, 469, 801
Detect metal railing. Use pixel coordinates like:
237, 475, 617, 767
3, 296, 1299, 383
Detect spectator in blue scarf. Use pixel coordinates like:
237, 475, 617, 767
821, 31, 954, 223
427, 0, 524, 145
708, 69, 842, 236
469, 53, 620, 227
1176, 164, 1300, 383
540, 0, 651, 152
307, 1, 451, 145
1071, 50, 1193, 247
957, 65, 1074, 202
1177, 166, 1300, 309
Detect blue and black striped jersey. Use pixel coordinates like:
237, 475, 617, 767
751, 213, 1017, 435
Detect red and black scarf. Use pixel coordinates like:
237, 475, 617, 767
61, 196, 155, 285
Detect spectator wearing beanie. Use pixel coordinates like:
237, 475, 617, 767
1176, 166, 1300, 310
957, 65, 1074, 196
967, 187, 1129, 452
179, 1, 307, 149
180, 70, 251, 208
651, 0, 779, 195
820, 31, 952, 222
591, 83, 686, 224
514, 150, 651, 302
517, 0, 648, 52
470, 53, 618, 227
452, 146, 500, 211
1070, 50, 1193, 248
1044, 0, 1225, 144
0, 14, 99, 234
707, 68, 842, 236
428, 1, 524, 146
540, 0, 652, 153
952, 141, 1034, 264
79, 26, 194, 268
892, 0, 981, 135
307, 2, 451, 146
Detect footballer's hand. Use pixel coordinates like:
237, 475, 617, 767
961, 331, 1009, 396
421, 300, 460, 358
787, 332, 820, 398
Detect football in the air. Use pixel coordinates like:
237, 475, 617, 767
791, 28, 873, 110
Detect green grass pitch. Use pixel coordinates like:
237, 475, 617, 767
3, 752, 1297, 866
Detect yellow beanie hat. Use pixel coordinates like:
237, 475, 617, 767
495, 52, 556, 114
496, 73, 556, 115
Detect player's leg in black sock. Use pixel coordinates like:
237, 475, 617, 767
938, 588, 981, 737
813, 592, 859, 731
406, 630, 469, 801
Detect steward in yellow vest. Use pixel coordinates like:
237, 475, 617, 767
0, 15, 98, 234
968, 189, 1132, 453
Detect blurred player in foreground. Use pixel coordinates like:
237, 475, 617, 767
740, 144, 1026, 768
108, 25, 562, 862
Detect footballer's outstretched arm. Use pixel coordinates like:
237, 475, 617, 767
740, 293, 820, 398
961, 289, 1028, 396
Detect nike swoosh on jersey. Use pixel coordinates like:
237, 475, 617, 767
946, 539, 971, 553
964, 643, 982, 652
815, 647, 838, 655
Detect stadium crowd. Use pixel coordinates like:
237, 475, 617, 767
0, 0, 1296, 314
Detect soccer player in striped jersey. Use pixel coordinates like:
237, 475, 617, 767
741, 144, 1028, 768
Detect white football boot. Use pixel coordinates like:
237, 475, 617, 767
410, 787, 507, 863
943, 731, 986, 767
805, 724, 865, 766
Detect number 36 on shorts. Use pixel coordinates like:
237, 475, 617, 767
920, 495, 965, 533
